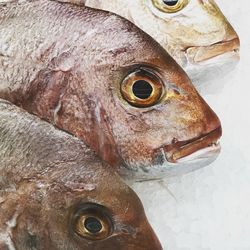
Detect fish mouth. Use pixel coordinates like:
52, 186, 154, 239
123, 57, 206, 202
122, 127, 222, 182
185, 37, 240, 64
163, 126, 222, 163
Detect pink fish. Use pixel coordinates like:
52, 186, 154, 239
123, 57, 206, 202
0, 100, 162, 250
0, 0, 221, 180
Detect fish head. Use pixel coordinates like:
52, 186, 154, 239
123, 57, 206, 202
105, 49, 222, 179
143, 0, 240, 81
54, 35, 220, 179
7, 165, 162, 250
87, 0, 240, 82
25, 5, 221, 180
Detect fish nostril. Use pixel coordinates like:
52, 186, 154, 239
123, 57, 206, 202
120, 225, 137, 235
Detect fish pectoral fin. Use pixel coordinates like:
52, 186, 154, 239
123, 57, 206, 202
53, 0, 85, 6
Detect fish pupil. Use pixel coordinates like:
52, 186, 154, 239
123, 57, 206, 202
84, 217, 102, 234
162, 0, 179, 6
132, 80, 153, 99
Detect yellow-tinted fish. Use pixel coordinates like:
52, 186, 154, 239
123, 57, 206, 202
86, 0, 240, 83
0, 0, 221, 180
0, 100, 162, 250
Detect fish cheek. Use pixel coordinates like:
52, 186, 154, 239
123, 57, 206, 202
109, 95, 167, 168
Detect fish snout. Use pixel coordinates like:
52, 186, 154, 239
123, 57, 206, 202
164, 125, 222, 163
163, 96, 222, 167
185, 0, 240, 64
188, 6, 240, 63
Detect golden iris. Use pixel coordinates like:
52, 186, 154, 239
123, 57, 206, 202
152, 0, 189, 13
121, 69, 164, 108
74, 205, 112, 240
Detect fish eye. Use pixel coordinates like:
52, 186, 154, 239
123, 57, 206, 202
121, 69, 164, 108
152, 0, 189, 13
73, 203, 113, 240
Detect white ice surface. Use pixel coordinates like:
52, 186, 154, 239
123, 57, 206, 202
133, 1, 250, 249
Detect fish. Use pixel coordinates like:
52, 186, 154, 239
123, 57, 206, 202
85, 0, 240, 83
0, 99, 162, 250
0, 0, 222, 180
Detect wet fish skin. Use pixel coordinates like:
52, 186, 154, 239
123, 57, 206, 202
0, 100, 162, 250
85, 0, 240, 83
0, 0, 221, 180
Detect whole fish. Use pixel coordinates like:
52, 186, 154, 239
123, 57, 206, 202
85, 0, 240, 83
0, 100, 162, 250
0, 0, 222, 180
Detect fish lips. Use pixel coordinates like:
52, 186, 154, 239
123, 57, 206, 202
184, 37, 240, 64
164, 126, 222, 162
181, 37, 240, 84
125, 126, 222, 181
159, 126, 222, 176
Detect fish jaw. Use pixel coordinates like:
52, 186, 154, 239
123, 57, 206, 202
183, 37, 240, 83
128, 145, 221, 181
155, 142, 221, 180
163, 126, 222, 163
161, 126, 222, 176
184, 47, 240, 85
121, 126, 222, 182
184, 37, 240, 64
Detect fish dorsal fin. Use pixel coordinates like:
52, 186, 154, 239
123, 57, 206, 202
53, 0, 85, 6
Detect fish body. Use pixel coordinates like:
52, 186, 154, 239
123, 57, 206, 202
0, 0, 221, 180
86, 0, 240, 84
0, 100, 162, 250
